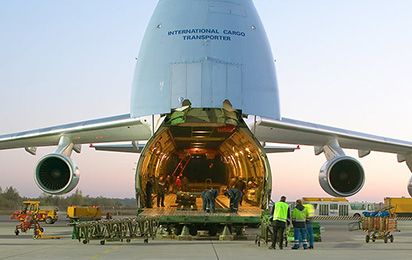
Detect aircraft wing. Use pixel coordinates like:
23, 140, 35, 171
254, 117, 412, 165
0, 114, 152, 151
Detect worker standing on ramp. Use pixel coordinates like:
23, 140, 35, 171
224, 188, 242, 213
201, 186, 218, 213
156, 177, 166, 207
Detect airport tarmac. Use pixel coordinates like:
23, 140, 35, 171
1, 216, 411, 260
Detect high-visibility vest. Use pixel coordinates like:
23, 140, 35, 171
273, 201, 289, 222
292, 207, 307, 222
304, 204, 315, 219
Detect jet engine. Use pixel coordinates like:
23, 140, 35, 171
408, 176, 412, 197
34, 153, 79, 195
319, 156, 365, 197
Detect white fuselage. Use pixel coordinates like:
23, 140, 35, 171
131, 0, 280, 120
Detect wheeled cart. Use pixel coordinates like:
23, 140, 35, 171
74, 217, 159, 245
362, 216, 397, 243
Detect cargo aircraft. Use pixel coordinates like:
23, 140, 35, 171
1, 0, 412, 213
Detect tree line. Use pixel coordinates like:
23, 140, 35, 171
0, 186, 136, 211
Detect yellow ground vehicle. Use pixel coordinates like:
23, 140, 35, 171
384, 197, 412, 217
67, 206, 102, 222
10, 200, 58, 224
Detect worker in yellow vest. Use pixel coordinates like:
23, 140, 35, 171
304, 203, 315, 249
291, 199, 308, 249
269, 196, 290, 250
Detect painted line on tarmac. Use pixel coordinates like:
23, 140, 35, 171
210, 240, 220, 260
0, 245, 54, 260
90, 245, 120, 260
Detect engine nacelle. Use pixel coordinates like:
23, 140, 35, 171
319, 156, 365, 197
34, 153, 80, 195
408, 176, 412, 197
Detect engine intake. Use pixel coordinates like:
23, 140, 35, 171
34, 153, 79, 195
319, 156, 365, 197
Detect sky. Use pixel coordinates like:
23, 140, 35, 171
0, 0, 412, 202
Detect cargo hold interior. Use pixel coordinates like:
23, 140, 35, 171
136, 108, 268, 210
